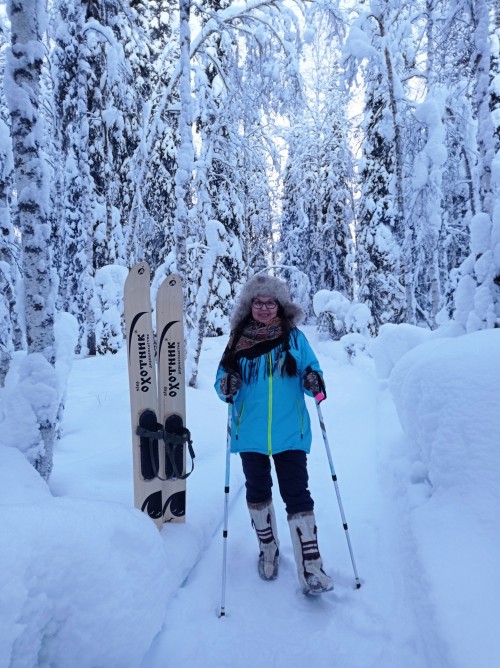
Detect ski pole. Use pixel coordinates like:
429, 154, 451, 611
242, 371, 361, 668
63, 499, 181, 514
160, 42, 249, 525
309, 375, 361, 589
219, 400, 233, 617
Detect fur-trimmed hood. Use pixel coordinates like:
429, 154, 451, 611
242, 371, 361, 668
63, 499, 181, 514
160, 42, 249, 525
230, 274, 304, 330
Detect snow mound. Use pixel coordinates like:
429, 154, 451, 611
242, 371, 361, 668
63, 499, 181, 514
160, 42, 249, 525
0, 446, 168, 668
390, 329, 500, 501
372, 320, 464, 379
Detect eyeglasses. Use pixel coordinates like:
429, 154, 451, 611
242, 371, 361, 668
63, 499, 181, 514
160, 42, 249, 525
252, 299, 278, 310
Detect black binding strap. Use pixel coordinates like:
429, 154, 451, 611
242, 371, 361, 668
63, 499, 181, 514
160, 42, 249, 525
136, 410, 163, 480
164, 422, 195, 481
136, 411, 195, 482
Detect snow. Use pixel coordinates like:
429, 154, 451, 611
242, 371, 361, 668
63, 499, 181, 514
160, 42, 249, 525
343, 25, 378, 61
1, 325, 500, 667
470, 212, 493, 256
0, 352, 58, 461
0, 448, 168, 668
389, 329, 500, 668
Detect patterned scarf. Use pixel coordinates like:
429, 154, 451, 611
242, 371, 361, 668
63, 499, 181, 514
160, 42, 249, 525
225, 317, 293, 383
233, 317, 283, 354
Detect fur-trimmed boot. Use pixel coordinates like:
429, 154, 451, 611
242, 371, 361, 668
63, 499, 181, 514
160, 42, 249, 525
288, 511, 333, 594
247, 499, 280, 580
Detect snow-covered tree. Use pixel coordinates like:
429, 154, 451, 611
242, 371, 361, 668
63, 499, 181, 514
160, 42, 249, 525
84, 0, 134, 269
279, 9, 354, 312
344, 2, 412, 331
50, 0, 154, 353
454, 0, 500, 330
403, 0, 478, 326
0, 117, 16, 386
94, 264, 128, 354
175, 0, 194, 279
430, 0, 477, 318
190, 0, 304, 320
354, 84, 406, 331
5, 0, 58, 478
51, 0, 96, 354
180, 0, 307, 383
408, 88, 448, 327
126, 0, 180, 269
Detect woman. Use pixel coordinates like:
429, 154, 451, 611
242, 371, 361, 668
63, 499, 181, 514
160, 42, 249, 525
214, 274, 333, 595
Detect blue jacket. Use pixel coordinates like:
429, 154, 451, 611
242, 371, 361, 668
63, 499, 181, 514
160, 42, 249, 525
215, 328, 322, 455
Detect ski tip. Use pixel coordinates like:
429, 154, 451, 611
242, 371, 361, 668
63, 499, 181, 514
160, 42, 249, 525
131, 260, 149, 275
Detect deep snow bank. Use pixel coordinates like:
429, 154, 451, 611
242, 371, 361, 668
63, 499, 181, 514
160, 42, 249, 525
0, 446, 169, 668
387, 329, 500, 668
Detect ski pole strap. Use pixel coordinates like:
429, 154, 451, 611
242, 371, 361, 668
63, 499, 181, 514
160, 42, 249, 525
164, 427, 195, 480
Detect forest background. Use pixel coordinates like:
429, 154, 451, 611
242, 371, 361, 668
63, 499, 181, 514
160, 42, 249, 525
0, 0, 498, 479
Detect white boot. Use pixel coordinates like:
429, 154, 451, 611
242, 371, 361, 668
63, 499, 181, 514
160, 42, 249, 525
288, 511, 333, 594
248, 499, 280, 580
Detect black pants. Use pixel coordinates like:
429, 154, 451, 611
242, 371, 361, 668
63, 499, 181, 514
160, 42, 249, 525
240, 450, 314, 516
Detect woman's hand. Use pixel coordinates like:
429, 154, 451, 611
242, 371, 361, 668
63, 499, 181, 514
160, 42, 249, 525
220, 372, 242, 397
303, 370, 325, 397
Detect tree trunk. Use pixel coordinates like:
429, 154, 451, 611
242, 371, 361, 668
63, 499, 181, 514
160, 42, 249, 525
175, 0, 194, 276
5, 0, 57, 478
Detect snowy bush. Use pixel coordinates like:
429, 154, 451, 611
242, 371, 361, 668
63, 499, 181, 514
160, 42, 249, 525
95, 264, 129, 354
338, 332, 372, 361
313, 289, 373, 340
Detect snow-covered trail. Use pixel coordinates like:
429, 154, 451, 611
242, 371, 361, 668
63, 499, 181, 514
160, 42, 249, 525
142, 340, 450, 668
51, 331, 451, 668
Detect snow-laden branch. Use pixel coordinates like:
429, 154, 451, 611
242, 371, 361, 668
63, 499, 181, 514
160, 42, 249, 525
126, 0, 306, 254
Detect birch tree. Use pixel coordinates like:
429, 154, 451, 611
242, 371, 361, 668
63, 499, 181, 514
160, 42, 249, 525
0, 118, 16, 386
5, 0, 58, 478
175, 0, 193, 278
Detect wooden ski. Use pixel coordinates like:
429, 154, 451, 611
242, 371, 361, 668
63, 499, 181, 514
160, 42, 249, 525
124, 261, 163, 529
156, 274, 190, 523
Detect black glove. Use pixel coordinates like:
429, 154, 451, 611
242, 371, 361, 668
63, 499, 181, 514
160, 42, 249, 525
303, 370, 325, 397
220, 372, 242, 397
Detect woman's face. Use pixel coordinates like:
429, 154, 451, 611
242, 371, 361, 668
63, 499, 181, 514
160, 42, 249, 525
251, 295, 279, 324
